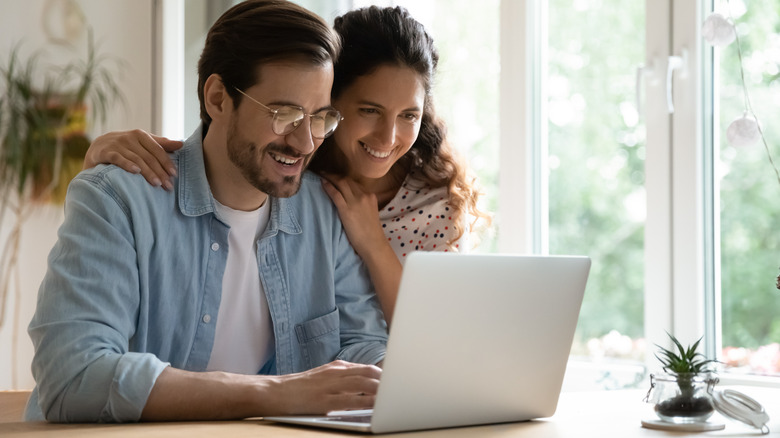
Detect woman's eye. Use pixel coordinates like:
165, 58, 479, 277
402, 113, 420, 122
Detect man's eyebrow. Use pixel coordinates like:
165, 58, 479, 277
357, 99, 422, 112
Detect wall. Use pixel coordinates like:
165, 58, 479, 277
0, 0, 155, 390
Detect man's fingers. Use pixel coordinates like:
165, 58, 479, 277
271, 362, 383, 415
336, 374, 380, 396
327, 393, 376, 412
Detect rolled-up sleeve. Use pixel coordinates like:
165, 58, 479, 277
28, 174, 168, 422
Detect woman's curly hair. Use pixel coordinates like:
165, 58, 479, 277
308, 6, 489, 245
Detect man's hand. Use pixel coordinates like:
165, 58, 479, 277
83, 129, 183, 191
265, 360, 382, 415
141, 360, 381, 421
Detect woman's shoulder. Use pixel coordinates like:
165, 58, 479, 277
380, 174, 462, 256
380, 173, 454, 227
397, 172, 449, 205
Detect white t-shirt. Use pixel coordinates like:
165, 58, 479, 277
206, 198, 273, 374
378, 173, 469, 260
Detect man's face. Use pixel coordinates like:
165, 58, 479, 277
227, 62, 334, 198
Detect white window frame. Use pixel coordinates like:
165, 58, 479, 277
501, 0, 778, 387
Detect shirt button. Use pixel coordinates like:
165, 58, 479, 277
211, 242, 220, 251
202, 314, 211, 323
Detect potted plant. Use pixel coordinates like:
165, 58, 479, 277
0, 32, 123, 206
0, 32, 124, 329
644, 333, 718, 424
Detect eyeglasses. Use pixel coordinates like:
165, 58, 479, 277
233, 87, 343, 139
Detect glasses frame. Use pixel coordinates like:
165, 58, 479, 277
233, 87, 342, 139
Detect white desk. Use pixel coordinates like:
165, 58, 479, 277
1, 386, 776, 437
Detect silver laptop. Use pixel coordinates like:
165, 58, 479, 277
264, 252, 591, 434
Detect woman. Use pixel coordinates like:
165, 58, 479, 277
83, 6, 488, 324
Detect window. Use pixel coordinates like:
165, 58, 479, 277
711, 0, 780, 377
167, 0, 780, 385
546, 0, 647, 372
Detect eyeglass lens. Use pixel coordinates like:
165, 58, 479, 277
233, 86, 341, 139
272, 107, 341, 139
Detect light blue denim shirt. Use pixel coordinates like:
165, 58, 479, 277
26, 126, 387, 422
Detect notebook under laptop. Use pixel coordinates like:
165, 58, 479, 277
264, 252, 591, 434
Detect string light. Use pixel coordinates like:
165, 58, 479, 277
726, 112, 761, 148
702, 12, 736, 47
703, 2, 780, 186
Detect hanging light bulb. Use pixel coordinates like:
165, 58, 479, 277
726, 113, 761, 148
702, 12, 736, 47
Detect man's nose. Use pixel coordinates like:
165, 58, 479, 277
285, 117, 317, 155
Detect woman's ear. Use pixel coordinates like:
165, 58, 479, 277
203, 74, 231, 122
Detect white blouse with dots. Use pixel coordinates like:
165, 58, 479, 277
379, 174, 468, 261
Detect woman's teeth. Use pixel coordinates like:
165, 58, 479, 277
361, 143, 392, 158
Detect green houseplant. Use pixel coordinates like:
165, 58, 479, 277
646, 333, 718, 423
0, 33, 123, 206
0, 33, 124, 329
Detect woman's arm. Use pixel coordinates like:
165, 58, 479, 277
83, 129, 183, 190
321, 177, 402, 326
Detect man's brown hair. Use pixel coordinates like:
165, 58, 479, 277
197, 0, 340, 128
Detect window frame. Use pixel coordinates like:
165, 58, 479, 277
500, 0, 779, 387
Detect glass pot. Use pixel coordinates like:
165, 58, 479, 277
644, 373, 717, 423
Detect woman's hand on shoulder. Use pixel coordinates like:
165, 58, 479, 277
320, 174, 385, 256
83, 129, 182, 191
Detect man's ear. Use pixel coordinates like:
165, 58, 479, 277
203, 74, 232, 122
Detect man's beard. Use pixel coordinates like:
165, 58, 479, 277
226, 122, 311, 198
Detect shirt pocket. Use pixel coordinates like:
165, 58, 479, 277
295, 308, 340, 369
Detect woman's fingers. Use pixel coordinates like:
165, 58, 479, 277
149, 133, 182, 176
132, 132, 178, 189
100, 149, 142, 175
84, 130, 183, 191
151, 133, 184, 153
321, 173, 357, 200
321, 179, 347, 209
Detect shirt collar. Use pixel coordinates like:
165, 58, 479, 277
177, 124, 302, 235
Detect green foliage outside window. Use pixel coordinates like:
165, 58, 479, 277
718, 0, 780, 359
546, 1, 646, 346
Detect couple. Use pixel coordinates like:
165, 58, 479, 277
27, 0, 485, 423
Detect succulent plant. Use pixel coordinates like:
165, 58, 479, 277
654, 332, 718, 407
655, 332, 717, 377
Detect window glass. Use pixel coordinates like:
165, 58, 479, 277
715, 0, 780, 376
548, 0, 647, 376
390, 0, 501, 252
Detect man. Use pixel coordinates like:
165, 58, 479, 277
26, 0, 386, 422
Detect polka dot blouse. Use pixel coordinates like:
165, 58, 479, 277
379, 174, 467, 261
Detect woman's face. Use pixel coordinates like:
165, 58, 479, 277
331, 64, 425, 182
